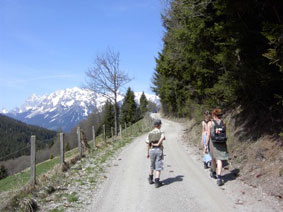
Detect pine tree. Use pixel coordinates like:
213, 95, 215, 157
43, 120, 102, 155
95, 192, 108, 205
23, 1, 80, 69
121, 87, 137, 125
102, 100, 115, 138
152, 0, 283, 121
139, 92, 148, 116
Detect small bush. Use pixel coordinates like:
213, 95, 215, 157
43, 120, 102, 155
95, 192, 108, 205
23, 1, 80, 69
0, 164, 8, 180
19, 198, 38, 212
65, 142, 70, 151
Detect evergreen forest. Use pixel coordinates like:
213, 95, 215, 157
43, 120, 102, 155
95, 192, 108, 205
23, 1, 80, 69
0, 114, 57, 161
152, 0, 283, 136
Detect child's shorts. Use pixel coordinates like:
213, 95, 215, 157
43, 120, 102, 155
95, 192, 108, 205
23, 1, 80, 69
149, 147, 163, 171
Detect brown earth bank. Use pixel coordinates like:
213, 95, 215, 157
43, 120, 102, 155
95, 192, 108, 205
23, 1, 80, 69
178, 109, 283, 202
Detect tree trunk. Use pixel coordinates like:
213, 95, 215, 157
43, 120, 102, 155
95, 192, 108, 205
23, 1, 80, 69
114, 100, 118, 136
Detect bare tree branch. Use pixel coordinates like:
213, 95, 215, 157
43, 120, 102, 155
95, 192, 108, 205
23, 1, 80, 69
85, 48, 132, 135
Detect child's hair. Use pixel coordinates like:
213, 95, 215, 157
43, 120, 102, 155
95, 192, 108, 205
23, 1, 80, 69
212, 109, 223, 118
204, 110, 211, 120
204, 110, 210, 116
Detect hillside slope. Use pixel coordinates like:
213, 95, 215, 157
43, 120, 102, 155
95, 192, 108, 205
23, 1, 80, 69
182, 109, 283, 202
0, 114, 57, 161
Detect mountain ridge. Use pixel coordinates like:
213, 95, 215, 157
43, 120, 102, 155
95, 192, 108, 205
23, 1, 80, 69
1, 87, 160, 132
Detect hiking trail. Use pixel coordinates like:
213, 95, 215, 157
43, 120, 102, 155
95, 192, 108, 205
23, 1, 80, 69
84, 114, 280, 212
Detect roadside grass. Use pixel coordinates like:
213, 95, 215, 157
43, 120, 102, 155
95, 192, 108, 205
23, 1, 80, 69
0, 116, 153, 211
67, 192, 79, 203
48, 207, 64, 212
0, 148, 80, 192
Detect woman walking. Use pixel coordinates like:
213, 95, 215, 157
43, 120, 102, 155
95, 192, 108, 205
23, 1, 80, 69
205, 109, 228, 186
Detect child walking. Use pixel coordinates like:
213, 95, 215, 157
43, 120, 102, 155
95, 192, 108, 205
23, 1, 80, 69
201, 111, 212, 169
146, 119, 165, 188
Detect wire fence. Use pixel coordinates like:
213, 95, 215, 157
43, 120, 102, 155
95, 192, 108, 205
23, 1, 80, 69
0, 116, 154, 193
0, 145, 31, 162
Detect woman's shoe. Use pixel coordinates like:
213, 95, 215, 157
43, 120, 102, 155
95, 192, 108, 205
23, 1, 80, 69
217, 178, 224, 186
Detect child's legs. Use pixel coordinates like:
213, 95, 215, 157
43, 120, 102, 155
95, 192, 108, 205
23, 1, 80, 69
149, 149, 156, 175
156, 170, 161, 179
155, 149, 163, 178
202, 134, 206, 146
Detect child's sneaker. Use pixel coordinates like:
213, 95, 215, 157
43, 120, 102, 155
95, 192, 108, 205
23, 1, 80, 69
155, 178, 163, 188
148, 175, 154, 184
207, 161, 211, 168
203, 162, 209, 169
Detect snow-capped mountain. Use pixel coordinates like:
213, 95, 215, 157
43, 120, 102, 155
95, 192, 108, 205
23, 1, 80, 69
2, 87, 160, 132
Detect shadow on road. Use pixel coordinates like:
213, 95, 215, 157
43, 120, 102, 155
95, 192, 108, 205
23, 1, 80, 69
222, 168, 240, 183
162, 175, 184, 185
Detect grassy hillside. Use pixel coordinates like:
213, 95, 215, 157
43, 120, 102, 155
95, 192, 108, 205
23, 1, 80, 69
0, 114, 57, 161
0, 117, 153, 211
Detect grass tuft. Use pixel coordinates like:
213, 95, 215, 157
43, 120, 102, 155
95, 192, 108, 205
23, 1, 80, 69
67, 192, 79, 203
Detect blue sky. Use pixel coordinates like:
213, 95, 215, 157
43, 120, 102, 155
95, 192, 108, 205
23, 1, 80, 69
0, 0, 164, 110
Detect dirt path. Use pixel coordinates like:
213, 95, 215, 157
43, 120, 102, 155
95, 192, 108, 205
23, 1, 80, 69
86, 114, 281, 212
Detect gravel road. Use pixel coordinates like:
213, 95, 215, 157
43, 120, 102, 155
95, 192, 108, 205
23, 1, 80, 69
87, 115, 239, 212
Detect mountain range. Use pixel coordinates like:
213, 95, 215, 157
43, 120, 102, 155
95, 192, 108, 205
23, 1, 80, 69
1, 87, 160, 132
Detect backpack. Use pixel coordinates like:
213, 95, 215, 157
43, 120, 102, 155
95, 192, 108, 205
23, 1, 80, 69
210, 120, 227, 143
148, 129, 162, 144
148, 129, 164, 148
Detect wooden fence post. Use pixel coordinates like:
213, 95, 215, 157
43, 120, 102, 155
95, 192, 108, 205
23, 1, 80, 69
77, 127, 82, 158
130, 122, 132, 136
119, 124, 122, 138
60, 133, 64, 165
111, 127, 114, 141
30, 135, 36, 186
92, 126, 96, 149
138, 122, 140, 133
103, 124, 106, 143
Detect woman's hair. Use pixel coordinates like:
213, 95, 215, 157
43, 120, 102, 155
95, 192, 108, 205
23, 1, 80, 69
212, 109, 223, 118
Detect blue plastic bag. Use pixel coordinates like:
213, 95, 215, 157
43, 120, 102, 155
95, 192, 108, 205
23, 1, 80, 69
203, 153, 212, 163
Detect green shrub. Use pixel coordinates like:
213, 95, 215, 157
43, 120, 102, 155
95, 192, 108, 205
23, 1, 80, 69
0, 165, 8, 180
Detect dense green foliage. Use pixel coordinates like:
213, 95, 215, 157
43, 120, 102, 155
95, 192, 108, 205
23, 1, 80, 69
0, 114, 57, 161
139, 92, 149, 116
153, 0, 283, 131
121, 87, 139, 124
102, 100, 115, 137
